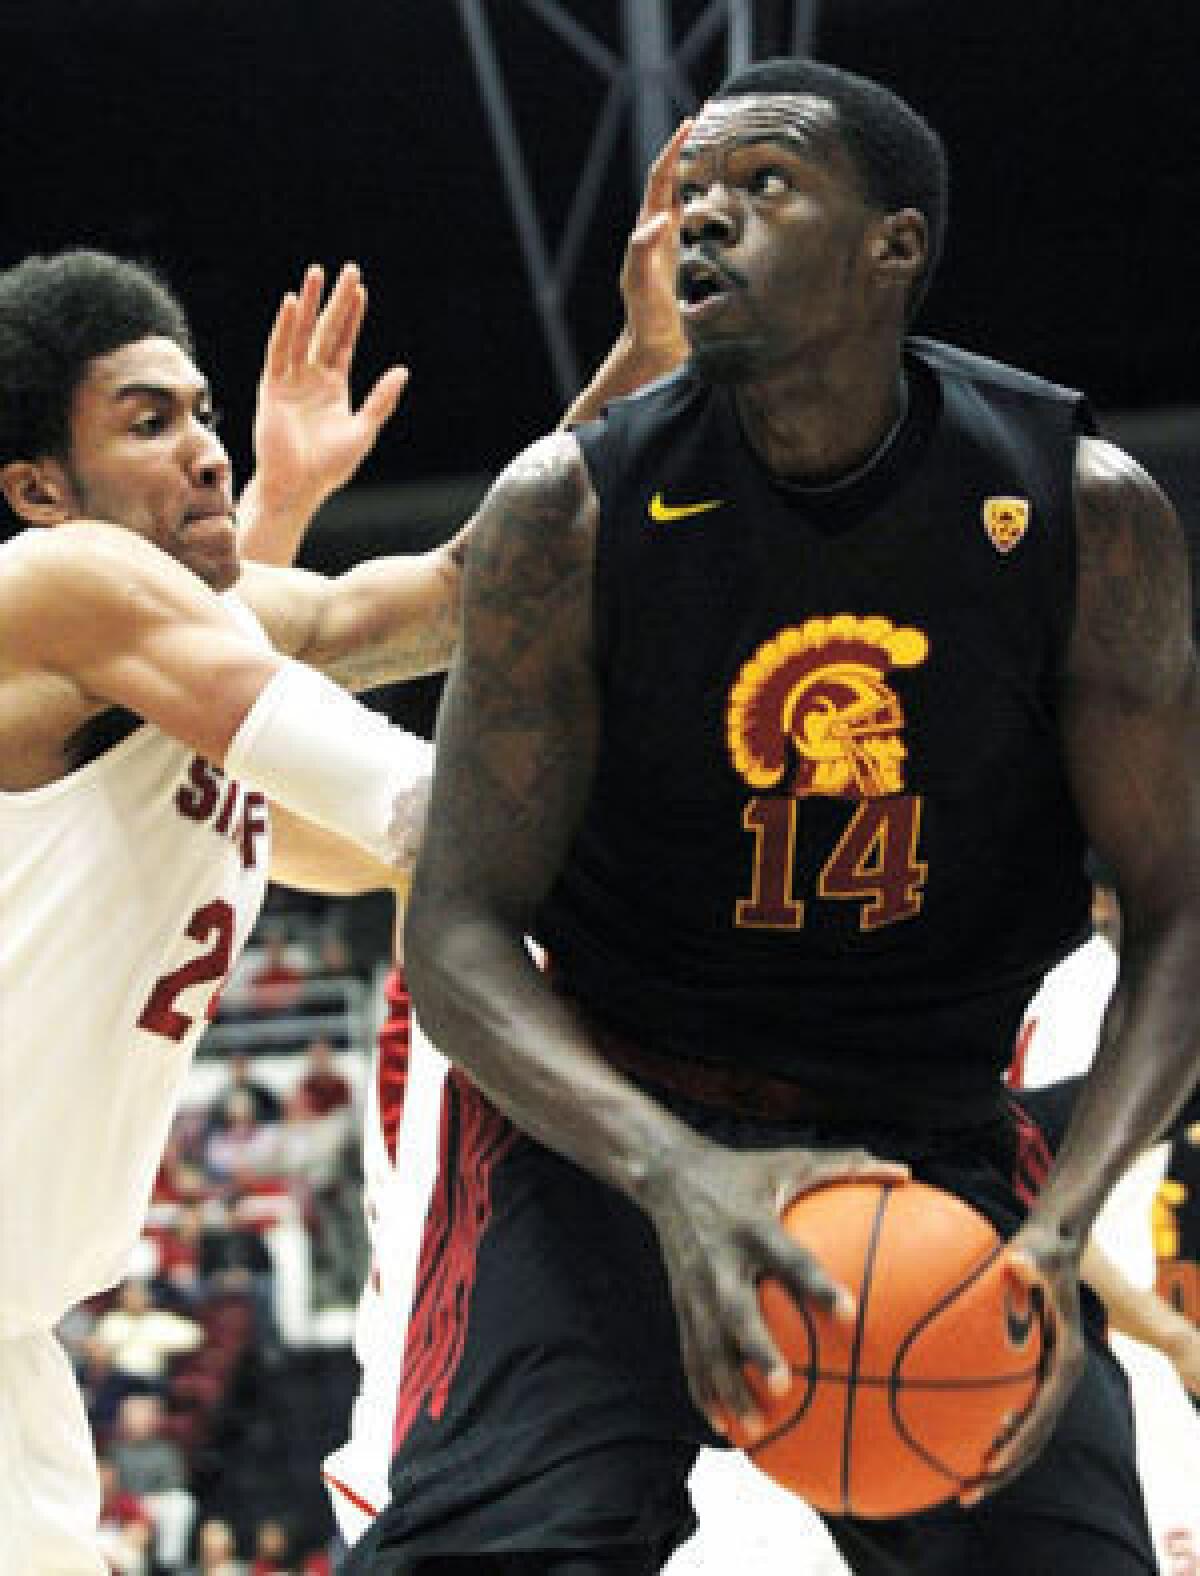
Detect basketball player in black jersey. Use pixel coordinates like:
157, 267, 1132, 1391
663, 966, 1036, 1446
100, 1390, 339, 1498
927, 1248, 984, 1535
348, 59, 1200, 1575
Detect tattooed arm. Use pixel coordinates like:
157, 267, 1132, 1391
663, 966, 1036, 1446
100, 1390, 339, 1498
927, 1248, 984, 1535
403, 434, 685, 1183
404, 432, 907, 1436
975, 436, 1200, 1498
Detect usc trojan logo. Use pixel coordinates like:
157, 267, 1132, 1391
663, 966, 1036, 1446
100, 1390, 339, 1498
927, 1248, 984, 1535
727, 616, 929, 800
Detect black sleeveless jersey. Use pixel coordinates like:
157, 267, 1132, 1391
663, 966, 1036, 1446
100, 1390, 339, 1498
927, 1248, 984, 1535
535, 339, 1093, 1122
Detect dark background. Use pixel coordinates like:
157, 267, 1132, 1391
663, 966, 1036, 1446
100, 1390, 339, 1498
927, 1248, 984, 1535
2, 0, 1197, 505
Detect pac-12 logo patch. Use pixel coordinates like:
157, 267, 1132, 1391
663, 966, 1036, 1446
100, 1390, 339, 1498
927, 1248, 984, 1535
982, 497, 1030, 554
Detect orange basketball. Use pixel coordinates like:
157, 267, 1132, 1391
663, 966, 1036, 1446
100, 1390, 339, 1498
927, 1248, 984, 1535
725, 1180, 1044, 1518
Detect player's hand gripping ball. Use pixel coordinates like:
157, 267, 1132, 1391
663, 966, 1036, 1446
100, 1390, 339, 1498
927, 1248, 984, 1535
726, 1181, 1045, 1517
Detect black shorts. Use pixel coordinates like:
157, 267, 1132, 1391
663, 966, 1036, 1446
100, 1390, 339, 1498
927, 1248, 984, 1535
341, 1070, 1156, 1575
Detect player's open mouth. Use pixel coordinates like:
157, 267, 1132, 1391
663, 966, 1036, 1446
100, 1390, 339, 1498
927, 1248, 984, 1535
183, 511, 238, 550
185, 511, 235, 530
677, 257, 737, 319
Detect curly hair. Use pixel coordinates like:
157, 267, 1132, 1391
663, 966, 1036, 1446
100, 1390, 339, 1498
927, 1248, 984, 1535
0, 249, 194, 500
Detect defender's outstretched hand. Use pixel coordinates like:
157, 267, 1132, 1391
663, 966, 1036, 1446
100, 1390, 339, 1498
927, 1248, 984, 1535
244, 263, 409, 563
560, 119, 692, 428
620, 117, 692, 370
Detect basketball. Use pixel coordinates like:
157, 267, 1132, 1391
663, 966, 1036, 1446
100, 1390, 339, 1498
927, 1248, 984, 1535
725, 1180, 1044, 1519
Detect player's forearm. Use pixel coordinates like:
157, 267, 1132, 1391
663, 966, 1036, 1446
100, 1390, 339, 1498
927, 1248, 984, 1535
405, 903, 703, 1201
304, 536, 467, 691
1031, 908, 1200, 1247
1082, 1239, 1187, 1355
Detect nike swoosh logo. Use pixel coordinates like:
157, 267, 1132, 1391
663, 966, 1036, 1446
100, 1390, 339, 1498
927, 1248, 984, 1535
1003, 1284, 1037, 1349
648, 491, 724, 523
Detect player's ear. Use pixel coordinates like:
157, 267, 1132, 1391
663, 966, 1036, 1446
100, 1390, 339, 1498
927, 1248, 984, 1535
870, 208, 927, 290
0, 459, 74, 526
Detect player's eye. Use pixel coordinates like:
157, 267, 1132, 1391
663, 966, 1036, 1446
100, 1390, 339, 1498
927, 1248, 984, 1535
198, 405, 222, 431
748, 167, 790, 197
131, 411, 166, 437
677, 180, 707, 204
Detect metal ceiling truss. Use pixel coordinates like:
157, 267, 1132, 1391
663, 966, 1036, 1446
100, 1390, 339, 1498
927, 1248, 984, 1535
456, 0, 819, 400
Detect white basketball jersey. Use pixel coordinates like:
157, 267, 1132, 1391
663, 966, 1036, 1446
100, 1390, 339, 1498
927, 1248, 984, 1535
1015, 934, 1118, 1088
0, 599, 271, 1335
324, 1004, 447, 1542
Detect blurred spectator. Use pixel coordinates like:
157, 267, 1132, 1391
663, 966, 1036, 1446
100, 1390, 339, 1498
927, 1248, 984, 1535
312, 931, 353, 979
295, 1038, 351, 1117
185, 1517, 247, 1576
205, 1090, 281, 1186
248, 928, 306, 1014
175, 1197, 281, 1356
109, 1394, 188, 1496
161, 1200, 272, 1289
79, 1330, 160, 1436
94, 1276, 205, 1383
96, 1454, 155, 1574
269, 1087, 364, 1311
110, 1393, 197, 1568
248, 1516, 330, 1574
213, 1052, 284, 1129
153, 1139, 215, 1210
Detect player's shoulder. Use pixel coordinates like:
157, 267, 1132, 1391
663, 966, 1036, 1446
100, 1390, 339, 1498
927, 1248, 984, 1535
460, 434, 601, 604
572, 364, 704, 443
1069, 435, 1190, 689
0, 522, 213, 674
0, 522, 138, 656
908, 336, 1087, 409
480, 431, 598, 538
570, 366, 709, 503
0, 518, 166, 589
1073, 434, 1173, 511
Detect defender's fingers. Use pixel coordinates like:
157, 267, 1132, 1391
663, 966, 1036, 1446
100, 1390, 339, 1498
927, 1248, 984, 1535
331, 278, 369, 370
292, 264, 326, 364
639, 118, 693, 221
357, 366, 410, 437
313, 262, 362, 366
263, 293, 298, 381
622, 213, 676, 293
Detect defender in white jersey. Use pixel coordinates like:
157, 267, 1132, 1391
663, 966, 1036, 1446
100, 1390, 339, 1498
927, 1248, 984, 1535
0, 249, 463, 1573
323, 968, 450, 1545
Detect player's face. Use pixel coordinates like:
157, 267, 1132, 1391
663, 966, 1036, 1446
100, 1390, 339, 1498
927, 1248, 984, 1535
58, 337, 239, 591
675, 94, 883, 383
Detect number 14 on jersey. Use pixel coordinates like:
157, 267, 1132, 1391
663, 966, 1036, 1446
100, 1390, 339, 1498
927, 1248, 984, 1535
736, 794, 927, 933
